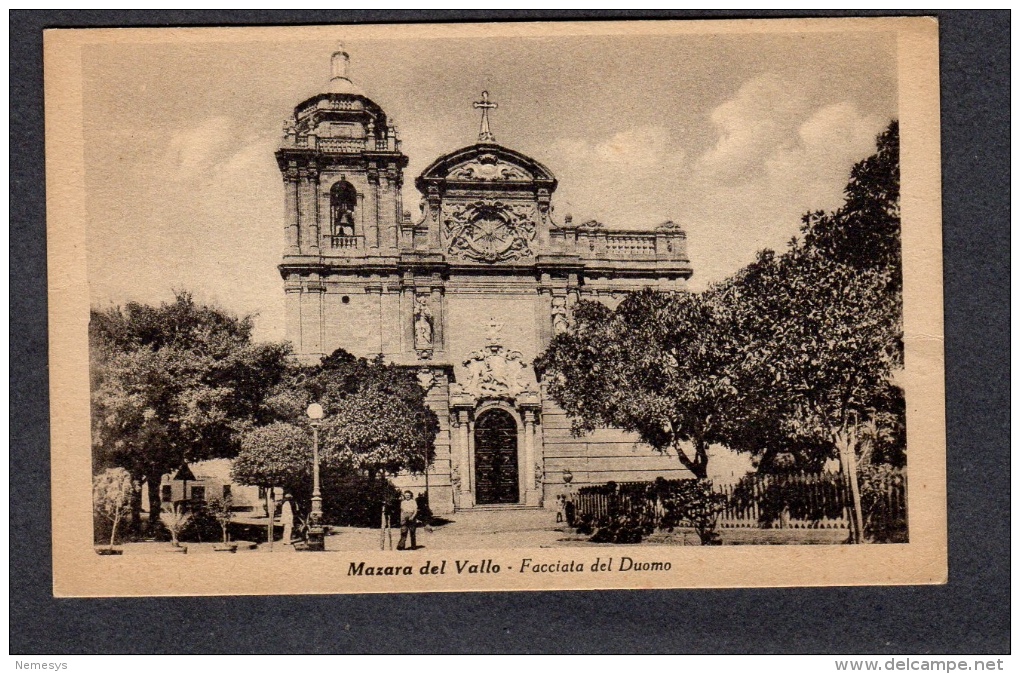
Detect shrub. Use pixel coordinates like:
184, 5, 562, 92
320, 473, 403, 528
178, 500, 226, 543
859, 463, 907, 543
159, 504, 192, 547
658, 479, 727, 545
208, 496, 234, 544
574, 478, 725, 544
93, 467, 135, 547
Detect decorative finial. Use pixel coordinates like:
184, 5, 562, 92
485, 316, 504, 346
330, 42, 350, 82
473, 91, 498, 143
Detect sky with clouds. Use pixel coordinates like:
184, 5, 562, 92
82, 27, 897, 342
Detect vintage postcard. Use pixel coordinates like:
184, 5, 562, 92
45, 17, 945, 597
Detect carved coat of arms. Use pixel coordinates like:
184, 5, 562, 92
455, 344, 533, 399
443, 200, 536, 263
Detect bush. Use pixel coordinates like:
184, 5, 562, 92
180, 500, 223, 543
575, 478, 725, 544
859, 463, 907, 543
657, 479, 727, 545
729, 472, 845, 525
320, 473, 403, 528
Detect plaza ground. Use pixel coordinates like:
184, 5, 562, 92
106, 507, 847, 554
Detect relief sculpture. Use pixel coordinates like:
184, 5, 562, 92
443, 200, 536, 263
413, 294, 433, 358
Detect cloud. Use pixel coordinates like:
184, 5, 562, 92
139, 119, 287, 340
166, 116, 236, 180
696, 74, 809, 182
678, 76, 887, 289
546, 125, 688, 229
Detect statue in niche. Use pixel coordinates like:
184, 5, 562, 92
551, 297, 569, 335
330, 179, 357, 237
414, 294, 433, 349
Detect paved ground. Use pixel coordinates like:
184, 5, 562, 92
104, 508, 848, 554
325, 507, 575, 552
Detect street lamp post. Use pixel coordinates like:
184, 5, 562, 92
306, 402, 325, 551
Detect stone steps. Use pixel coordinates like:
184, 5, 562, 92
457, 504, 545, 512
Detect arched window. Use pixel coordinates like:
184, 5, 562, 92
330, 180, 357, 237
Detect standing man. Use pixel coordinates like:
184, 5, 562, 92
396, 490, 418, 551
280, 493, 295, 545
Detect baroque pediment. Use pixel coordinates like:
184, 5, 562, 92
415, 143, 557, 193
447, 153, 533, 182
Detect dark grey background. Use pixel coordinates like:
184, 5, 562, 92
10, 10, 1009, 654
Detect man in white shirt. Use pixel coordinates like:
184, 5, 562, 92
396, 491, 418, 551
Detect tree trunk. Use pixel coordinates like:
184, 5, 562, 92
145, 471, 163, 535
266, 490, 275, 550
836, 431, 865, 544
676, 439, 710, 480
129, 483, 142, 534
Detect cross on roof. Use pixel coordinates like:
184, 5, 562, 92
473, 90, 498, 143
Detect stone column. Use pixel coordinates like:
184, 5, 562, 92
455, 409, 474, 508
380, 166, 399, 250
523, 409, 538, 506
299, 166, 321, 254
284, 167, 300, 253
366, 166, 380, 249
284, 273, 302, 357
302, 274, 325, 358
430, 278, 444, 355
427, 187, 442, 251
466, 415, 476, 506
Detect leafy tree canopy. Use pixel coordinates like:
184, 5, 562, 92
536, 120, 904, 474
536, 289, 734, 479
235, 349, 440, 482
89, 292, 291, 514
231, 421, 311, 494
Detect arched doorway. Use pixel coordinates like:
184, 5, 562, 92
474, 408, 520, 504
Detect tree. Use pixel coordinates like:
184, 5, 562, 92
231, 421, 315, 545
801, 121, 901, 280
231, 350, 439, 528
92, 467, 134, 548
89, 292, 291, 523
718, 122, 903, 469
310, 353, 439, 479
535, 289, 736, 479
231, 422, 312, 499
720, 247, 901, 452
208, 496, 234, 545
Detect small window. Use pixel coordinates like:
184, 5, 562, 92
190, 486, 206, 502
341, 295, 350, 304
161, 485, 172, 502
222, 484, 232, 500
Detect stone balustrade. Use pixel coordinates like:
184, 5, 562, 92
550, 226, 688, 261
283, 134, 396, 153
328, 235, 361, 250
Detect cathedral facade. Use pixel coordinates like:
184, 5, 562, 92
276, 49, 694, 513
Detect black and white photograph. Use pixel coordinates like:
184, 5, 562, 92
44, 17, 945, 596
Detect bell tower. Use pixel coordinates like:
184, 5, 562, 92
276, 45, 409, 256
